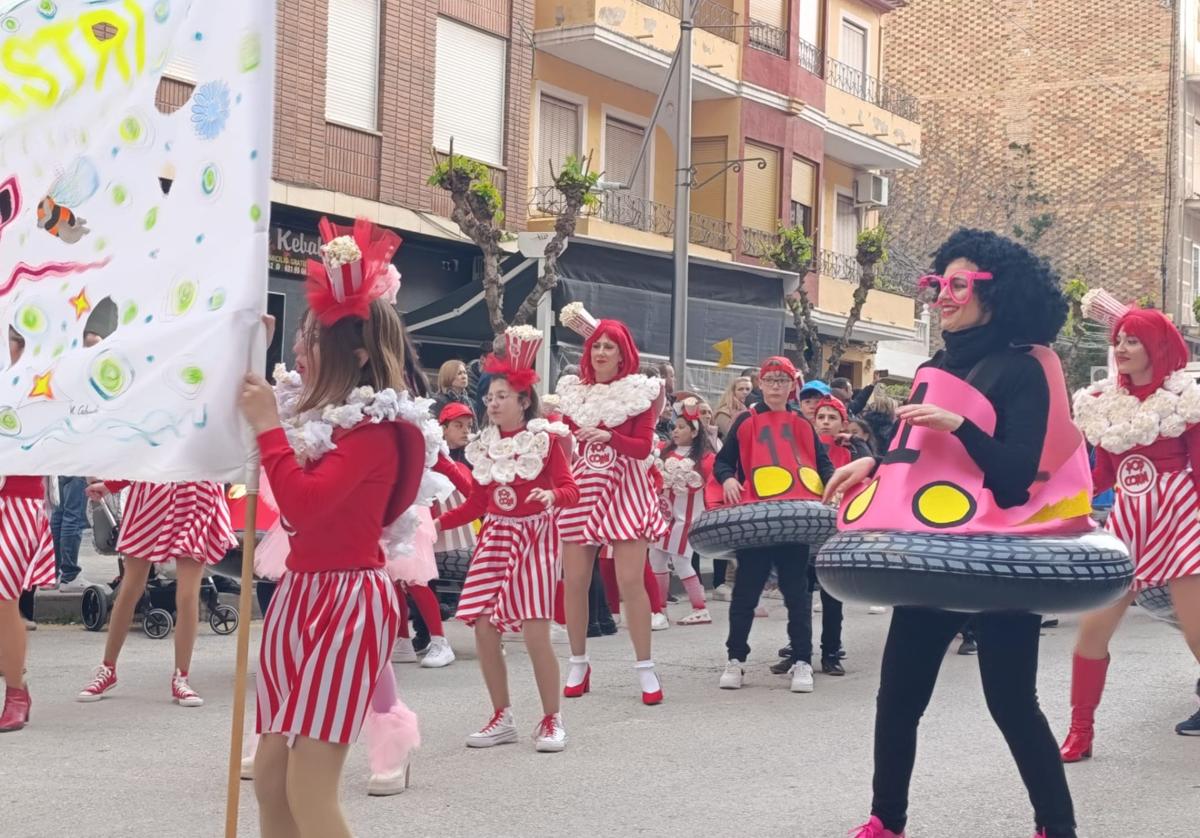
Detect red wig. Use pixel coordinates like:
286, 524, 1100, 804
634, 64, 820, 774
580, 319, 640, 385
1112, 307, 1188, 395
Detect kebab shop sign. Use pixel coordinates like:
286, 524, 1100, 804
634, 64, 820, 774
269, 225, 322, 276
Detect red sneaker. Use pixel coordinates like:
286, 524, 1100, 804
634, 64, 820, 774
850, 815, 905, 837
0, 686, 31, 732
171, 670, 204, 707
77, 664, 117, 703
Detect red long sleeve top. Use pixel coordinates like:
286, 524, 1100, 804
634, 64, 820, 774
1094, 424, 1200, 495
566, 406, 657, 460
437, 429, 579, 530
258, 422, 402, 574
0, 476, 44, 499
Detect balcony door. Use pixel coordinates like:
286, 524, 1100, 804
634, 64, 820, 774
537, 95, 581, 202
603, 116, 650, 229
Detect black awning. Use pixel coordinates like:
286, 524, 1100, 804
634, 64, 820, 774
404, 257, 538, 342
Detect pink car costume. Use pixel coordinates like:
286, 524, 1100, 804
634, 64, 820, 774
822, 229, 1127, 838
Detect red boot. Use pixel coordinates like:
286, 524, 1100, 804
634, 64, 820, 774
1059, 653, 1109, 762
0, 685, 31, 732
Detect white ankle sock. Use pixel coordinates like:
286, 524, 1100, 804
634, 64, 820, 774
634, 660, 660, 693
566, 655, 590, 687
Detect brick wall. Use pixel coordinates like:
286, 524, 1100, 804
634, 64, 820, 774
274, 0, 531, 228
880, 0, 1173, 305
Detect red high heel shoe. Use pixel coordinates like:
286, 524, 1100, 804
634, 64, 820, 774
641, 687, 663, 706
0, 686, 31, 732
563, 667, 591, 698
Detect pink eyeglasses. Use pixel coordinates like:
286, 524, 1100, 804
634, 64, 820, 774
916, 270, 994, 306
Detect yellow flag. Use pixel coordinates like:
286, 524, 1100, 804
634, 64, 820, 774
713, 338, 734, 369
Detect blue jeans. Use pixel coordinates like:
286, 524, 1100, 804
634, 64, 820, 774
51, 476, 87, 583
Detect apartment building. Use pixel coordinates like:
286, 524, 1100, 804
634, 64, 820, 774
155, 0, 924, 389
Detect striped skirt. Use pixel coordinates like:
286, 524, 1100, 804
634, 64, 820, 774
257, 568, 400, 745
657, 488, 701, 557
1107, 469, 1200, 588
0, 497, 55, 601
118, 481, 236, 565
455, 511, 558, 634
558, 454, 669, 546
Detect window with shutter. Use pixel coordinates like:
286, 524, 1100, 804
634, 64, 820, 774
835, 193, 860, 255
841, 20, 868, 75
691, 137, 728, 223
162, 53, 197, 83
742, 142, 780, 233
325, 0, 380, 131
604, 117, 648, 200
749, 0, 786, 27
433, 18, 508, 166
798, 0, 819, 45
1192, 118, 1200, 197
538, 96, 580, 190
790, 157, 816, 235
1193, 243, 1200, 300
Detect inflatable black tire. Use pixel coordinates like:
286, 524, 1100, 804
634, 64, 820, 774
689, 500, 838, 558
816, 529, 1133, 614
1135, 585, 1180, 630
436, 549, 472, 583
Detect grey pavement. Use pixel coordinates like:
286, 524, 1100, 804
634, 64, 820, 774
1, 576, 1197, 837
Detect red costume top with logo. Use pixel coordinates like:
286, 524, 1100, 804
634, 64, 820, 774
1073, 303, 1200, 587
712, 357, 835, 503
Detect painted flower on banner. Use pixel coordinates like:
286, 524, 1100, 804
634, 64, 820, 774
191, 81, 232, 140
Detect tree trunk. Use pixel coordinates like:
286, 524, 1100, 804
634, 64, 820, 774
511, 190, 586, 327
824, 260, 876, 381
786, 282, 820, 376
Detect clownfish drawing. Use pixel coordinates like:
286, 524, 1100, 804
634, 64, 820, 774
37, 157, 99, 245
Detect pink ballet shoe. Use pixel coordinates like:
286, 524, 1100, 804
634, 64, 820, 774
849, 815, 905, 838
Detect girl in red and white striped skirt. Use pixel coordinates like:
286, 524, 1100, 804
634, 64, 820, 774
77, 479, 235, 706
438, 326, 579, 752
555, 303, 669, 705
1061, 296, 1200, 760
0, 327, 56, 732
650, 397, 717, 626
241, 216, 432, 835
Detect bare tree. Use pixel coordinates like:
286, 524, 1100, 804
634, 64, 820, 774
765, 224, 820, 375
429, 147, 599, 334
824, 226, 888, 381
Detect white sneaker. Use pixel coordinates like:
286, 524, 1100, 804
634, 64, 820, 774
813, 599, 822, 613
761, 585, 783, 601
391, 638, 418, 664
367, 763, 411, 796
719, 660, 744, 690
550, 623, 569, 644
651, 612, 670, 631
420, 637, 455, 668
533, 713, 566, 753
466, 707, 518, 748
712, 584, 733, 602
789, 661, 815, 693
239, 755, 255, 781
58, 576, 92, 593
868, 606, 887, 615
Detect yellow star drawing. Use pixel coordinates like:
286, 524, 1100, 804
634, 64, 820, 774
29, 371, 54, 399
69, 289, 91, 320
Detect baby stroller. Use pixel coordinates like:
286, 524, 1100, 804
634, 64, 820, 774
80, 492, 239, 639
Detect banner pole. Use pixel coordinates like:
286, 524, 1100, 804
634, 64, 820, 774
224, 456, 260, 838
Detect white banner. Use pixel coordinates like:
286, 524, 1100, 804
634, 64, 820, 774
0, 0, 273, 482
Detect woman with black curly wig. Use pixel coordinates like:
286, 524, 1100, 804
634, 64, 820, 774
827, 228, 1078, 838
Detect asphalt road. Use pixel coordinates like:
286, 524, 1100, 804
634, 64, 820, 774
2, 581, 1197, 838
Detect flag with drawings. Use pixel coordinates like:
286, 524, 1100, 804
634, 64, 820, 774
0, 0, 273, 481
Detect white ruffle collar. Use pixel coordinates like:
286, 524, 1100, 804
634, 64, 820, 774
1073, 369, 1200, 454
555, 374, 661, 429
655, 446, 703, 492
464, 418, 569, 485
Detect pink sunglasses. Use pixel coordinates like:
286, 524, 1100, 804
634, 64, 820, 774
916, 270, 994, 306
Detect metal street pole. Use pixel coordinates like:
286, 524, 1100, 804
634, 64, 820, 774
670, 1, 695, 390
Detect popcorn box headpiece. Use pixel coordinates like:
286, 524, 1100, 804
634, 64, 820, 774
559, 301, 599, 339
1080, 288, 1131, 330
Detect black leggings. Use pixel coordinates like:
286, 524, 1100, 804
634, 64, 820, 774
871, 608, 1076, 838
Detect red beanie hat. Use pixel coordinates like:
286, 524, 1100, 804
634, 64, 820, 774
1112, 307, 1188, 394
815, 395, 848, 423
580, 319, 640, 385
759, 355, 797, 380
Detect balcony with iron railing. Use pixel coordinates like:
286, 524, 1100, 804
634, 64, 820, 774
747, 18, 787, 56
635, 0, 740, 42
824, 54, 919, 121
529, 186, 736, 253
797, 38, 823, 76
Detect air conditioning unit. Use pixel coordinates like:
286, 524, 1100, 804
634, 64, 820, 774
854, 173, 889, 207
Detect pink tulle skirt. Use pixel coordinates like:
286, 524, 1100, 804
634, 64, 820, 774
384, 506, 438, 585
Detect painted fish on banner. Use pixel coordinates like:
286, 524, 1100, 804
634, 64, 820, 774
0, 0, 273, 482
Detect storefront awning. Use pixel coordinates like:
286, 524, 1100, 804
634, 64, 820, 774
404, 257, 539, 345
